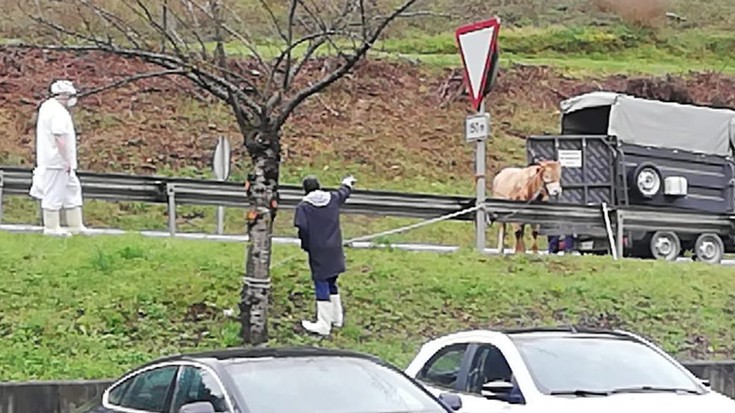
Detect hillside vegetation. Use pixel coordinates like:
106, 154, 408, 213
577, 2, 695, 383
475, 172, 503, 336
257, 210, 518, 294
2, 0, 735, 38
2, 45, 735, 246
1, 231, 734, 381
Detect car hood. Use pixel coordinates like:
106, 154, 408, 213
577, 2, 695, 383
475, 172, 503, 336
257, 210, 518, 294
535, 391, 735, 413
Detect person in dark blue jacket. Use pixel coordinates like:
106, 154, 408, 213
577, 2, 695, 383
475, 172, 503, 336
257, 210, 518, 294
294, 174, 356, 336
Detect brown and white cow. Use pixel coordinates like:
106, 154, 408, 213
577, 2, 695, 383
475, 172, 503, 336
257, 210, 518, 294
491, 160, 562, 254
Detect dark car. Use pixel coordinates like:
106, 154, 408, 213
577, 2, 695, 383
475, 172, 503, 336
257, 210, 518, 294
75, 346, 463, 413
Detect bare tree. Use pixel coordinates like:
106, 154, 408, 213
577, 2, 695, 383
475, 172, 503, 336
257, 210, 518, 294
15, 0, 420, 345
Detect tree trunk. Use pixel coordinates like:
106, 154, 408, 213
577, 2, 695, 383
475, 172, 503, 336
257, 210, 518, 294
240, 127, 281, 346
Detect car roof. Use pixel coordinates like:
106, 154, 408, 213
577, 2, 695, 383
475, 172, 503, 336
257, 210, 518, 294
420, 326, 640, 347
138, 346, 385, 369
501, 326, 636, 339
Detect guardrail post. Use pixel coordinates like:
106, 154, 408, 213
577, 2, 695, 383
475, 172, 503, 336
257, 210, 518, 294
615, 210, 625, 258
601, 202, 617, 260
215, 205, 225, 235
0, 170, 4, 225
167, 183, 177, 236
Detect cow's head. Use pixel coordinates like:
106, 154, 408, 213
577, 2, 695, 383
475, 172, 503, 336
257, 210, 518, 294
539, 160, 562, 197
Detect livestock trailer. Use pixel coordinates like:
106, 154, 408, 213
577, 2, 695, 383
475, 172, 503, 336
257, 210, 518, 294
526, 91, 735, 263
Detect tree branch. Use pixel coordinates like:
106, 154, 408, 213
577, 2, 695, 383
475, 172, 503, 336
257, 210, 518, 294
282, 0, 298, 91
23, 0, 423, 140
168, 3, 210, 61
275, 0, 419, 129
278, 0, 357, 93
78, 0, 144, 48
128, 0, 187, 55
13, 41, 262, 115
76, 69, 186, 98
257, 0, 289, 43
188, 0, 268, 72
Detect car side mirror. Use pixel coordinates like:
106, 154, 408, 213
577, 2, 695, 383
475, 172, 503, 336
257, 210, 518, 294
179, 401, 216, 413
481, 380, 514, 401
701, 379, 711, 388
438, 392, 462, 411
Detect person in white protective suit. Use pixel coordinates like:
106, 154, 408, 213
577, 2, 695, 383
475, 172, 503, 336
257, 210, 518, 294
29, 80, 87, 236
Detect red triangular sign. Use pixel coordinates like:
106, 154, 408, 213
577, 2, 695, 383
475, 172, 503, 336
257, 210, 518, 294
455, 18, 501, 110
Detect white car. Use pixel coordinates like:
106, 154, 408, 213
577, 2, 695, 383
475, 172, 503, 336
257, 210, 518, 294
404, 327, 735, 413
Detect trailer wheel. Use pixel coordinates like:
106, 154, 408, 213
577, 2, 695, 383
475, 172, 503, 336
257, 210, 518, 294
693, 233, 724, 264
649, 231, 681, 261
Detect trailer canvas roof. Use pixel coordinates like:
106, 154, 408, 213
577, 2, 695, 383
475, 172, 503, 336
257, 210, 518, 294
560, 91, 735, 156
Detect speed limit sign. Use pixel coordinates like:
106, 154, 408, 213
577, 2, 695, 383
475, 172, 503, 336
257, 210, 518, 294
464, 113, 490, 143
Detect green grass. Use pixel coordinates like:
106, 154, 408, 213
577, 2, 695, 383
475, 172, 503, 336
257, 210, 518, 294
60, 24, 727, 76
2, 231, 735, 381
3, 0, 735, 76
209, 25, 735, 75
374, 26, 735, 75
5, 17, 735, 76
378, 52, 735, 76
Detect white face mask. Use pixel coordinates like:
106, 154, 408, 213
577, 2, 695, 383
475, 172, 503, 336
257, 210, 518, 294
66, 97, 78, 108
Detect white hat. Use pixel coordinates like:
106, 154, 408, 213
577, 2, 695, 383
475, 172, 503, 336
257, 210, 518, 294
50, 80, 77, 96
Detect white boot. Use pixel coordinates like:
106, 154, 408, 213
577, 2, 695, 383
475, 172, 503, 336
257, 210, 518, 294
302, 301, 332, 336
42, 209, 71, 237
64, 206, 88, 234
331, 294, 344, 328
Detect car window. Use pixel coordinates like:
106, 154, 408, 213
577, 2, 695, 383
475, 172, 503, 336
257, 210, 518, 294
416, 343, 468, 390
465, 344, 514, 394
170, 366, 228, 413
224, 356, 446, 413
107, 379, 132, 406
107, 365, 179, 413
511, 335, 704, 395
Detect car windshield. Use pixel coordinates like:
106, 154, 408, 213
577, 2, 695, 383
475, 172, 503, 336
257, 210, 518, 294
511, 335, 703, 395
224, 356, 446, 413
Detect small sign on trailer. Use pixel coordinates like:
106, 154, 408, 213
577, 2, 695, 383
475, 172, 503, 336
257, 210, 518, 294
558, 149, 582, 168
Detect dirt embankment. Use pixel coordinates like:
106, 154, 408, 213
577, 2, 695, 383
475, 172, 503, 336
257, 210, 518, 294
2, 48, 735, 182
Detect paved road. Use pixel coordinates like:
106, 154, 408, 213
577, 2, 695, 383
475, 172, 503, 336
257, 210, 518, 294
2, 224, 734, 265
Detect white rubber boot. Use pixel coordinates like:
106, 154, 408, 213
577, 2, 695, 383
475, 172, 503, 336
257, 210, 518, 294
331, 294, 344, 328
64, 206, 88, 234
302, 301, 332, 336
43, 209, 71, 237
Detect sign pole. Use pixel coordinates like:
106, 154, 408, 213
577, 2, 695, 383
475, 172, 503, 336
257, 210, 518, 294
475, 101, 487, 253
455, 17, 500, 253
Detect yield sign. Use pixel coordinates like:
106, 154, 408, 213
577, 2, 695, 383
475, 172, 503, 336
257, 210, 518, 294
455, 18, 501, 110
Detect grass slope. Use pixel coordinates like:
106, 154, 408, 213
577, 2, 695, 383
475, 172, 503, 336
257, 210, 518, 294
2, 231, 734, 381
377, 26, 735, 75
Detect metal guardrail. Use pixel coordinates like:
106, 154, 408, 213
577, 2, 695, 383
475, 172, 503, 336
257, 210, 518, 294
0, 167, 472, 219
1, 167, 733, 239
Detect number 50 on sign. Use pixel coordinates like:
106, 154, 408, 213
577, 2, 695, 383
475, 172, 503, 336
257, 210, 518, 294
465, 113, 490, 143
